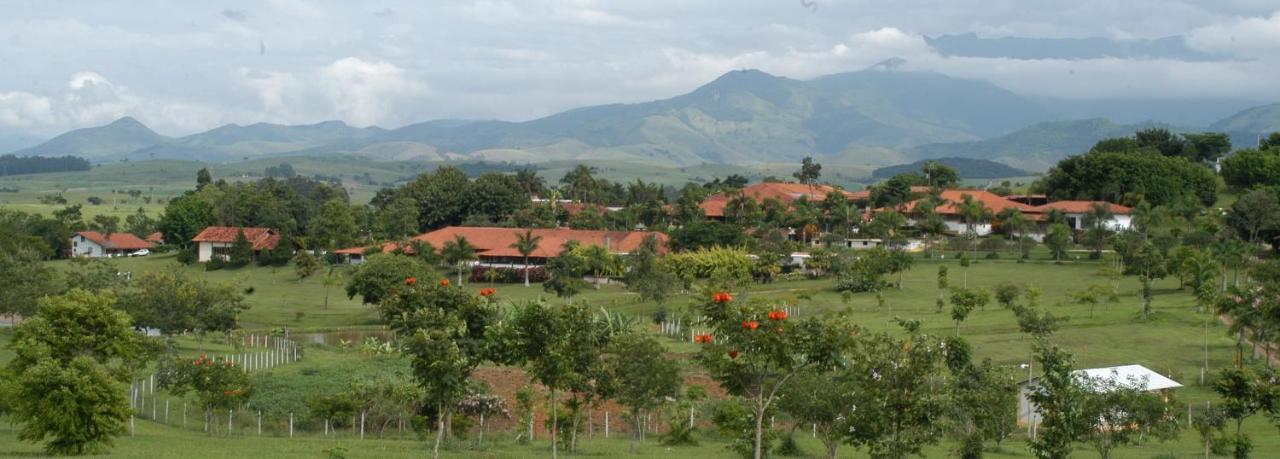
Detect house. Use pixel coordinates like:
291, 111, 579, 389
70, 231, 153, 258
700, 182, 859, 220
887, 189, 1039, 236
145, 232, 165, 245
1032, 201, 1132, 231
336, 226, 667, 266
191, 226, 280, 262
1017, 364, 1182, 428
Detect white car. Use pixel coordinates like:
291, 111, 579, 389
128, 249, 151, 257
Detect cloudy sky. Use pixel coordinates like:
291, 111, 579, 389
1, 0, 1279, 138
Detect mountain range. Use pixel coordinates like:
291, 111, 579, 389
8, 65, 1280, 171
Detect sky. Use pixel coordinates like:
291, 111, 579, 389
1, 0, 1279, 138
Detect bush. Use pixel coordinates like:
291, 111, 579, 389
176, 247, 196, 264
206, 256, 225, 271
469, 266, 547, 283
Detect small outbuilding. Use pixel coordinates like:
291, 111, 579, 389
1018, 364, 1182, 428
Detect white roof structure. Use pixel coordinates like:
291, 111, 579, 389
1074, 365, 1183, 392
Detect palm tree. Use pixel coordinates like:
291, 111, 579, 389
511, 229, 543, 287
997, 207, 1030, 259
955, 194, 992, 261
1082, 203, 1114, 259
578, 244, 622, 290
442, 235, 477, 286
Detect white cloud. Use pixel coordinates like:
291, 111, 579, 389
1188, 10, 1280, 59
320, 57, 427, 126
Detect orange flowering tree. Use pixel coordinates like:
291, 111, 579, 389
158, 354, 252, 435
694, 290, 860, 459
377, 277, 498, 458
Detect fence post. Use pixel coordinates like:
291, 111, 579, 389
289, 412, 294, 438
228, 409, 233, 434
165, 399, 170, 424
325, 418, 329, 437
360, 411, 366, 440
604, 411, 609, 439
152, 396, 157, 420
258, 411, 262, 435
183, 403, 187, 429
130, 415, 135, 436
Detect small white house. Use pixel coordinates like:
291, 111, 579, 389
1033, 201, 1133, 231
1018, 364, 1182, 428
70, 231, 153, 258
191, 226, 280, 262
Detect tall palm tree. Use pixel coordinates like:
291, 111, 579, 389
1082, 203, 1115, 259
997, 207, 1029, 259
442, 235, 477, 286
955, 194, 992, 261
511, 229, 543, 287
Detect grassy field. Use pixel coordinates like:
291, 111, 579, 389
2, 249, 1278, 457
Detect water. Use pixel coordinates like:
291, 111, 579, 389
296, 329, 396, 346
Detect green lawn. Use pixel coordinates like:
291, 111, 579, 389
5, 251, 1280, 457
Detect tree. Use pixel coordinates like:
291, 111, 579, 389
1212, 367, 1276, 457
544, 241, 590, 303
778, 370, 856, 459
158, 354, 252, 436
293, 250, 320, 280
1128, 242, 1168, 320
950, 287, 991, 336
1081, 203, 1114, 259
0, 250, 59, 318
921, 160, 960, 188
124, 207, 155, 237
1226, 189, 1280, 245
668, 220, 747, 251
624, 235, 675, 307
943, 337, 1018, 458
1027, 342, 1090, 459
119, 271, 248, 335
376, 196, 420, 240
839, 328, 947, 458
510, 229, 543, 287
601, 331, 681, 453
311, 199, 358, 251
793, 156, 822, 184
998, 207, 1031, 259
345, 254, 434, 305
228, 229, 254, 267
1078, 374, 1182, 459
955, 193, 992, 264
441, 235, 477, 286
157, 193, 214, 249
496, 301, 609, 459
1044, 223, 1071, 263
576, 243, 621, 290
695, 292, 858, 459
379, 279, 497, 458
6, 290, 146, 454
1035, 150, 1217, 206
196, 167, 212, 190
994, 282, 1023, 309
1221, 148, 1280, 190
465, 173, 531, 222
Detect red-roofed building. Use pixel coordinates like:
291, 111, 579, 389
884, 189, 1037, 236
337, 226, 667, 266
701, 182, 858, 219
145, 232, 165, 244
1032, 201, 1132, 231
191, 226, 280, 262
70, 231, 154, 258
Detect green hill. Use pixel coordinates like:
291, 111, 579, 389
903, 118, 1184, 171
872, 157, 1029, 180
1210, 103, 1280, 147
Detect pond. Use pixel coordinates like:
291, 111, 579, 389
296, 329, 396, 346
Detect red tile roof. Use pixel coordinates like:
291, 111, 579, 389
75, 231, 154, 250
145, 232, 165, 244
891, 189, 1037, 216
191, 226, 280, 250
1033, 201, 1132, 215
403, 226, 666, 259
701, 182, 857, 218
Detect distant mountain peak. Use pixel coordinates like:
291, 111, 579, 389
107, 116, 149, 129
867, 58, 907, 71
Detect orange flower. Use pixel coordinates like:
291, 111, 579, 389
439, 278, 451, 287
223, 390, 233, 396
712, 292, 733, 303
478, 288, 496, 297
767, 310, 788, 321
741, 320, 759, 331
405, 277, 417, 286
694, 334, 713, 344
728, 350, 740, 359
